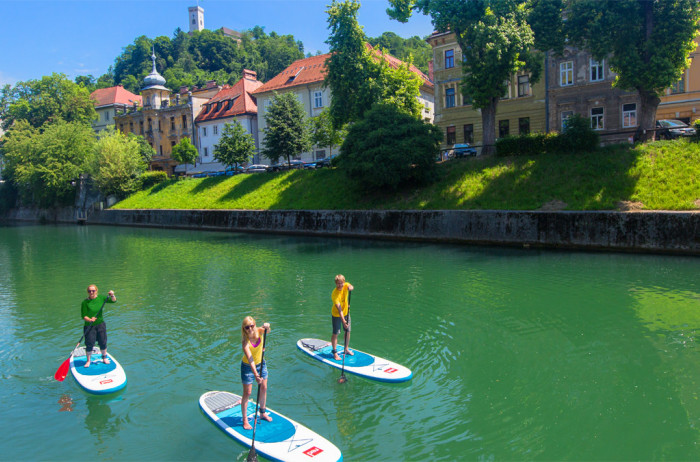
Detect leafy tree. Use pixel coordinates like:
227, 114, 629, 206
171, 137, 199, 174
325, 0, 423, 128
75, 75, 97, 93
566, 0, 699, 141
0, 73, 97, 130
91, 128, 148, 198
214, 122, 256, 169
261, 92, 312, 165
388, 0, 541, 154
311, 109, 347, 156
127, 133, 156, 163
1, 120, 95, 207
367, 31, 432, 75
337, 103, 442, 191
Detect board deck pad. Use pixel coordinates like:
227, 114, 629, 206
297, 338, 412, 383
69, 346, 127, 394
199, 390, 342, 462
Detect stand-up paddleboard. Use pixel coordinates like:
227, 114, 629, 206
297, 339, 412, 383
199, 391, 342, 462
69, 346, 127, 394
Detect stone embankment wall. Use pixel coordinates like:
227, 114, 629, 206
72, 208, 700, 255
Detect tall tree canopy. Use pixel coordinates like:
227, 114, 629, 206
108, 28, 305, 93
214, 122, 256, 169
388, 0, 541, 154
261, 92, 312, 165
566, 0, 699, 141
0, 73, 97, 130
367, 31, 432, 75
325, 0, 423, 128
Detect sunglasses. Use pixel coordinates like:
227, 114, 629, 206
245, 325, 255, 330
88, 290, 96, 293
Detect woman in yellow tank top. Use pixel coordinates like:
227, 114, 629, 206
240, 315, 271, 430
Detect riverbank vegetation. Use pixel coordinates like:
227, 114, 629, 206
113, 139, 700, 211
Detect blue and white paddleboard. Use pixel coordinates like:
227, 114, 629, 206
297, 338, 412, 383
69, 346, 127, 395
199, 391, 342, 462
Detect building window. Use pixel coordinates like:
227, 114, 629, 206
445, 87, 456, 108
159, 145, 163, 156
315, 150, 326, 160
445, 49, 455, 69
501, 80, 511, 99
129, 122, 133, 132
671, 72, 686, 94
519, 117, 530, 135
622, 103, 637, 128
103, 112, 110, 122
446, 126, 456, 145
170, 117, 175, 130
463, 124, 474, 144
182, 115, 187, 129
560, 61, 574, 86
561, 111, 574, 131
591, 107, 604, 130
314, 91, 323, 108
139, 121, 144, 134
499, 120, 510, 138
517, 75, 530, 97
204, 147, 208, 157
590, 59, 604, 82
213, 125, 218, 135
202, 126, 207, 136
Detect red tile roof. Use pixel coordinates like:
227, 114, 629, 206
253, 45, 432, 95
195, 71, 263, 122
90, 86, 142, 108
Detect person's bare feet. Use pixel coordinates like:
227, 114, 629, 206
243, 421, 252, 430
344, 350, 354, 356
333, 353, 341, 361
102, 356, 110, 364
259, 412, 272, 422
84, 361, 91, 368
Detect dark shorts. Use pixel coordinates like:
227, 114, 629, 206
332, 315, 350, 335
84, 322, 107, 352
241, 360, 268, 385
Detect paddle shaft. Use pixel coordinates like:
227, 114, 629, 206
247, 329, 268, 462
338, 290, 351, 383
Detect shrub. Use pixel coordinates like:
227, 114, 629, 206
337, 104, 442, 191
557, 114, 599, 153
496, 133, 547, 157
139, 171, 168, 189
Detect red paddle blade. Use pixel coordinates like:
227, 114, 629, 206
54, 358, 70, 381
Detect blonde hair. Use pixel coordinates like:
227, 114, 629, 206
241, 316, 256, 343
334, 274, 345, 284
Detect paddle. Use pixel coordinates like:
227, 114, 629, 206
247, 329, 268, 462
338, 291, 351, 384
54, 296, 109, 382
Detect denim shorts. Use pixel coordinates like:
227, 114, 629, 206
332, 315, 351, 335
240, 360, 268, 385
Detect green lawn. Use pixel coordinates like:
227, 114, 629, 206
114, 139, 700, 211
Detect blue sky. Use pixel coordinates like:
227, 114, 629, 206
0, 0, 435, 87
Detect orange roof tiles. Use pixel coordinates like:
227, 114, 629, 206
253, 45, 432, 95
90, 86, 142, 108
196, 71, 263, 122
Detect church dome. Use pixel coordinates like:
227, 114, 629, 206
143, 51, 168, 90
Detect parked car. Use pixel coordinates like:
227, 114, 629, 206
303, 161, 318, 169
225, 166, 246, 176
246, 164, 268, 173
452, 143, 477, 158
266, 162, 289, 172
192, 172, 208, 178
288, 160, 305, 169
207, 171, 226, 177
315, 155, 337, 168
655, 119, 696, 139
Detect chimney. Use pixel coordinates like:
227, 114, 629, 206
243, 69, 257, 80
206, 80, 217, 89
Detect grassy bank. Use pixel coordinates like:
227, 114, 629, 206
114, 140, 700, 211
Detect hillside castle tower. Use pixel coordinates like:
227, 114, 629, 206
188, 5, 204, 33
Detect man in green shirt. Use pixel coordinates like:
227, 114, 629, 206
80, 284, 116, 368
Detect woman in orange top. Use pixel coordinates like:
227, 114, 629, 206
240, 316, 271, 430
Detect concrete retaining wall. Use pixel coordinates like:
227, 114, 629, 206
80, 208, 700, 255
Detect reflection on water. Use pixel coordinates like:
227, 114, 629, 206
1, 224, 700, 460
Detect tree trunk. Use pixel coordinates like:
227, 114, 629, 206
481, 97, 498, 156
635, 89, 661, 142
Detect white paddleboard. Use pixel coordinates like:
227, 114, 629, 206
297, 338, 412, 383
69, 346, 127, 394
199, 390, 342, 462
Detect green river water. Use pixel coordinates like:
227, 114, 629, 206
1, 224, 699, 461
